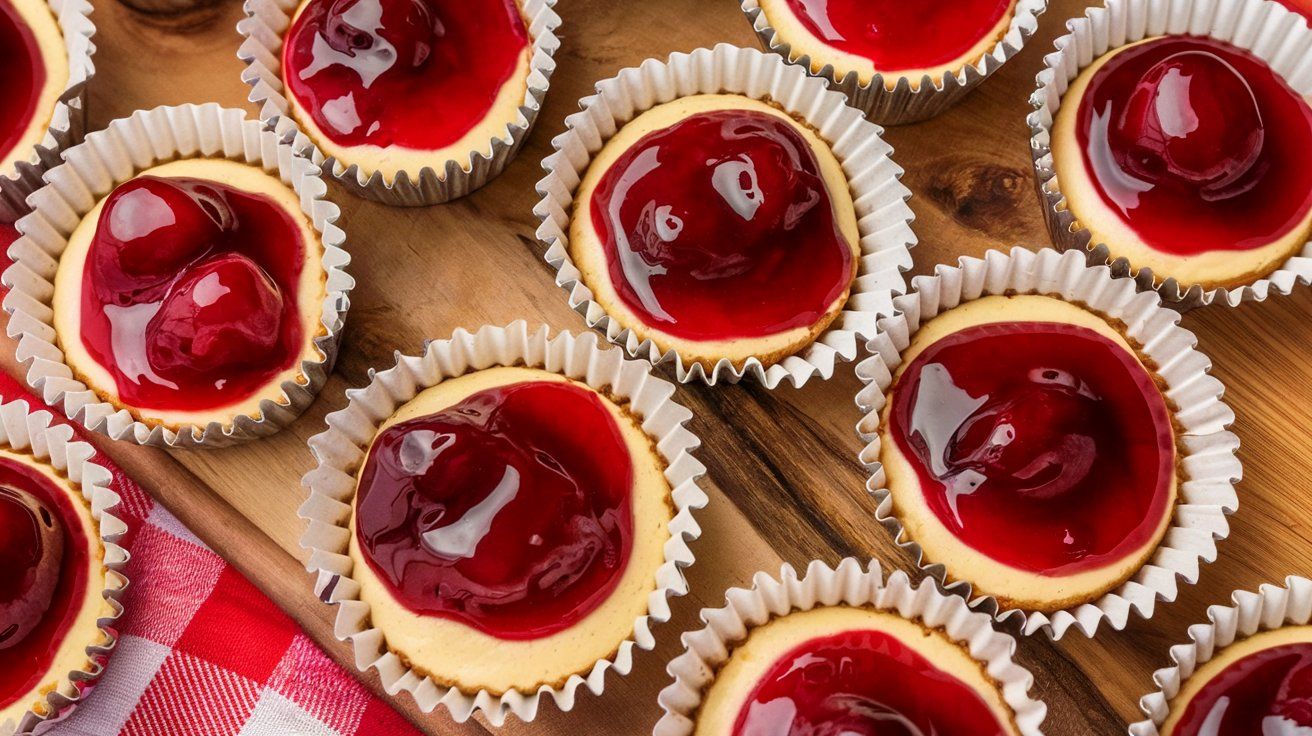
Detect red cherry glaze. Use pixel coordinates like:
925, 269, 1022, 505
80, 175, 307, 412
888, 321, 1175, 576
0, 0, 47, 163
354, 379, 635, 640
0, 457, 90, 710
0, 486, 63, 651
781, 0, 1014, 73
732, 628, 1010, 735
1077, 36, 1312, 255
588, 109, 854, 342
1277, 0, 1312, 21
1171, 641, 1312, 735
281, 0, 528, 151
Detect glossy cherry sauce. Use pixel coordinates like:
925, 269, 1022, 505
732, 628, 1010, 735
0, 0, 46, 162
782, 0, 1014, 73
1171, 641, 1312, 735
354, 380, 635, 640
1277, 0, 1312, 21
589, 109, 853, 342
1077, 36, 1312, 255
888, 321, 1175, 576
80, 175, 306, 412
282, 0, 528, 150
0, 458, 89, 709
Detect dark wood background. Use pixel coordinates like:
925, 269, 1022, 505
13, 0, 1312, 733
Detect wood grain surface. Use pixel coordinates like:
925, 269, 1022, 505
10, 0, 1312, 734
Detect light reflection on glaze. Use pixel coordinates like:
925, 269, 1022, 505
588, 108, 853, 341
1075, 36, 1312, 255
1172, 642, 1312, 736
353, 380, 635, 640
80, 176, 305, 411
888, 321, 1175, 576
731, 628, 1010, 735
281, 0, 528, 150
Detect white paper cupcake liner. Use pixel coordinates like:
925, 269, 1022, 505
238, 0, 561, 206
1129, 575, 1312, 735
0, 103, 353, 449
534, 43, 916, 388
0, 0, 96, 222
0, 400, 126, 736
299, 321, 707, 726
739, 0, 1047, 125
1028, 0, 1312, 309
655, 557, 1048, 736
854, 246, 1242, 638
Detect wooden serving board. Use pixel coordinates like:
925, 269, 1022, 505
11, 0, 1312, 733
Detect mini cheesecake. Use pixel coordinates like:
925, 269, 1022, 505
1051, 35, 1312, 290
347, 365, 673, 694
280, 0, 532, 182
0, 450, 111, 727
693, 606, 1019, 734
1158, 626, 1312, 735
757, 0, 1018, 90
51, 158, 328, 432
568, 93, 860, 371
877, 294, 1178, 611
0, 0, 68, 178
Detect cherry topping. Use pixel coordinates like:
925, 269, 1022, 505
588, 109, 854, 341
890, 320, 1176, 576
99, 176, 233, 281
781, 0, 1015, 72
80, 174, 306, 412
1114, 50, 1265, 197
354, 379, 634, 640
1075, 36, 1312, 257
0, 0, 47, 169
281, 0, 527, 150
322, 0, 443, 70
948, 369, 1097, 501
1173, 642, 1312, 735
145, 253, 285, 376
0, 486, 64, 651
733, 628, 1011, 735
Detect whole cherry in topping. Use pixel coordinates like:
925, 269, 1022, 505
354, 380, 634, 639
0, 486, 64, 651
891, 320, 1176, 576
1114, 50, 1265, 196
590, 109, 853, 340
145, 253, 285, 376
321, 0, 444, 73
99, 176, 234, 280
626, 115, 824, 280
947, 368, 1098, 500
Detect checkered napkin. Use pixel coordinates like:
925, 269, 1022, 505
0, 373, 420, 736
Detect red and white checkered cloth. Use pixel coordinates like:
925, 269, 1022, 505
0, 372, 421, 736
